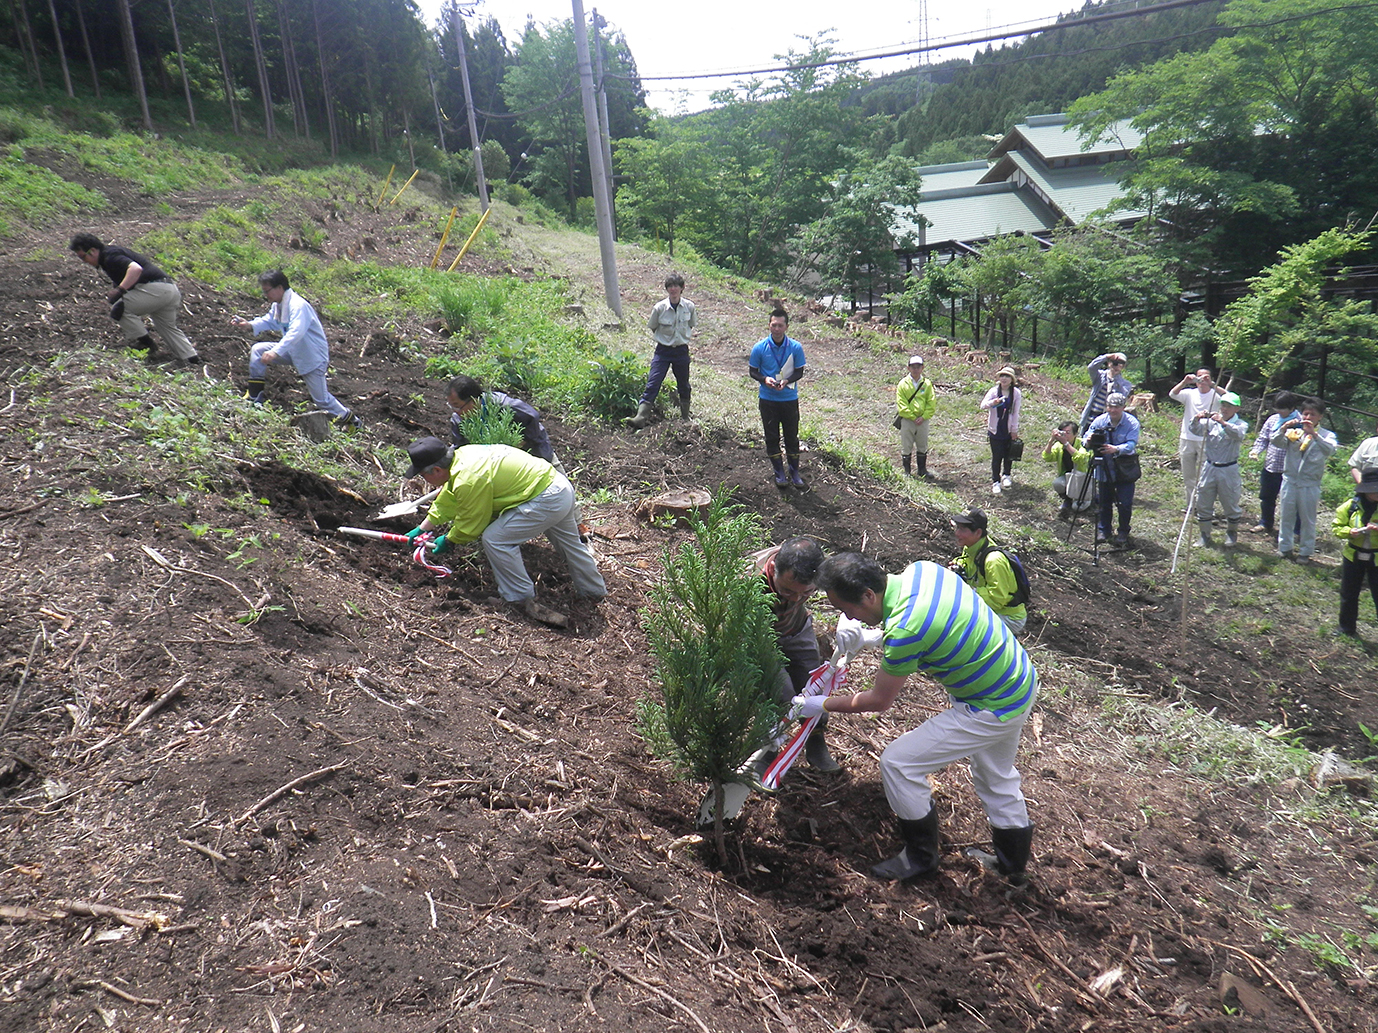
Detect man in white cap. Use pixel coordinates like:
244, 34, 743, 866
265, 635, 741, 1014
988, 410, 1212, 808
1082, 392, 1140, 547
895, 355, 936, 479
1192, 391, 1248, 548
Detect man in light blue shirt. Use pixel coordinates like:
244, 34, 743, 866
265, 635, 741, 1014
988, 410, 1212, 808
748, 307, 807, 488
1082, 393, 1140, 547
232, 270, 358, 429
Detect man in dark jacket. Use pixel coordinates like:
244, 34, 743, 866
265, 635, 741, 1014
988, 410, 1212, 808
69, 232, 200, 364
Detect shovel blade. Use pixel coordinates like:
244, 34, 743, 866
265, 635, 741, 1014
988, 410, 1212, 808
374, 488, 441, 521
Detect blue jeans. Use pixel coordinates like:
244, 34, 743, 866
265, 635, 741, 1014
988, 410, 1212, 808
639, 345, 690, 406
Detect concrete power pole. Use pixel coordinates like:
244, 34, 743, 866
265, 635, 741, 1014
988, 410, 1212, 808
571, 0, 622, 319
591, 10, 616, 237
453, 11, 490, 213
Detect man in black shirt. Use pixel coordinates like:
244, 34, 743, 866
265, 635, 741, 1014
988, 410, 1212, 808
69, 232, 199, 364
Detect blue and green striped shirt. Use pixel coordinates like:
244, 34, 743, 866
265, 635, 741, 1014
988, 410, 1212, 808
880, 563, 1037, 720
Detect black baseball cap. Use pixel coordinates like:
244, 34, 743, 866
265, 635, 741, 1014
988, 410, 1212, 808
952, 509, 988, 532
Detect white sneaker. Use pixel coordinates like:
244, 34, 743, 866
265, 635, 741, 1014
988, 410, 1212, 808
991, 482, 1002, 495
1000, 474, 1013, 489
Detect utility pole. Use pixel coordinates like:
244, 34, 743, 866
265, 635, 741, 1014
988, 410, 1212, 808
572, 0, 622, 319
453, 11, 490, 212
591, 9, 616, 237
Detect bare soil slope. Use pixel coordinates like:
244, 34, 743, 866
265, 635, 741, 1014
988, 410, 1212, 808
2, 178, 1377, 1033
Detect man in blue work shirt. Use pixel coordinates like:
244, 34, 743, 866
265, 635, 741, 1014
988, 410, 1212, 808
1082, 392, 1140, 548
749, 307, 808, 488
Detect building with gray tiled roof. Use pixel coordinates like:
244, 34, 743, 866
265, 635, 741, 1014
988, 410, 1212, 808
892, 113, 1145, 266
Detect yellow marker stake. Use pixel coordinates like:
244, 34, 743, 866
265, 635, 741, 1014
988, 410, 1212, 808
431, 207, 458, 269
375, 164, 396, 207
447, 207, 492, 272
390, 169, 420, 204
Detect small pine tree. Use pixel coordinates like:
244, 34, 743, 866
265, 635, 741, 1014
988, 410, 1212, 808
453, 401, 525, 449
637, 495, 784, 866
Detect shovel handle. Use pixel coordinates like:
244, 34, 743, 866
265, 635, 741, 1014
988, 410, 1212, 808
336, 526, 414, 545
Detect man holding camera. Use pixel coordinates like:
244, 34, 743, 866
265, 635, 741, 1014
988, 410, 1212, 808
1082, 393, 1140, 547
1277, 398, 1338, 562
1170, 369, 1228, 509
1080, 352, 1132, 433
1192, 392, 1248, 548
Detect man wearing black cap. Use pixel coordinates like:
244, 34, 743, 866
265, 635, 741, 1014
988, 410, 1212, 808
402, 437, 605, 627
1335, 467, 1378, 638
949, 510, 1028, 632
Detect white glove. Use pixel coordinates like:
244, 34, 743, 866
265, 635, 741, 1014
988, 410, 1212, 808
788, 694, 827, 721
832, 615, 883, 665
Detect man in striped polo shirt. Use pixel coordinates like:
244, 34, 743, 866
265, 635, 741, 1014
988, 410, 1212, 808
800, 553, 1038, 884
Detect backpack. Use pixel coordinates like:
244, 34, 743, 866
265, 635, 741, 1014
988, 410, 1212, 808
975, 543, 1031, 607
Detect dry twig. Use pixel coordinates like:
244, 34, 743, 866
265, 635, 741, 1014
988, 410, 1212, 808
584, 946, 711, 1033
123, 676, 189, 734
0, 629, 43, 738
236, 762, 348, 824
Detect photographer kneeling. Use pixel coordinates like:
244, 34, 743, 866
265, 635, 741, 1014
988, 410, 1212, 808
1043, 421, 1094, 521
1082, 393, 1141, 548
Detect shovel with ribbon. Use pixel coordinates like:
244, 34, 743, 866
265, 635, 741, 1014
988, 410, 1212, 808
335, 526, 454, 579
695, 616, 884, 826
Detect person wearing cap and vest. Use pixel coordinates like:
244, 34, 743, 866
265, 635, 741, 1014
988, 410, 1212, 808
801, 552, 1038, 886
68, 232, 201, 365
895, 356, 937, 480
949, 509, 1027, 633
1192, 392, 1248, 548
1335, 467, 1378, 638
402, 437, 605, 627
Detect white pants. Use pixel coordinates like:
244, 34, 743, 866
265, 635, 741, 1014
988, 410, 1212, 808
482, 473, 606, 602
1277, 478, 1322, 558
250, 343, 349, 417
879, 694, 1034, 828
1179, 438, 1203, 506
119, 281, 197, 359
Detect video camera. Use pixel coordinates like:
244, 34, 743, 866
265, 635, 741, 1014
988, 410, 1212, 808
1085, 428, 1108, 453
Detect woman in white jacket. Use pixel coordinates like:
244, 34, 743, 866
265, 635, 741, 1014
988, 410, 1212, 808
980, 366, 1022, 495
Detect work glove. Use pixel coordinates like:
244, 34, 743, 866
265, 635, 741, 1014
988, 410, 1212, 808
106, 287, 126, 303
430, 533, 450, 554
109, 299, 125, 322
831, 615, 883, 665
405, 525, 429, 542
788, 694, 828, 722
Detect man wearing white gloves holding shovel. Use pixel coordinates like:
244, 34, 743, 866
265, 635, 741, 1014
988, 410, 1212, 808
801, 552, 1038, 886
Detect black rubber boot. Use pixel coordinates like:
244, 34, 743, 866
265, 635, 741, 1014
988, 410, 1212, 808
870, 810, 940, 881
787, 454, 805, 488
804, 716, 842, 773
902, 453, 912, 476
771, 455, 788, 488
1057, 499, 1072, 521
967, 824, 1034, 886
679, 394, 691, 419
130, 334, 157, 354
916, 451, 931, 479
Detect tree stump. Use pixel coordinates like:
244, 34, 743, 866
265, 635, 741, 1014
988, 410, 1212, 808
635, 489, 711, 527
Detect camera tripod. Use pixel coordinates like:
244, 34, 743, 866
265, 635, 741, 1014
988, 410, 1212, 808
1066, 455, 1111, 565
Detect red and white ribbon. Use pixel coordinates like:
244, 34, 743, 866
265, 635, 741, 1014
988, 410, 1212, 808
412, 537, 452, 579
761, 661, 847, 790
